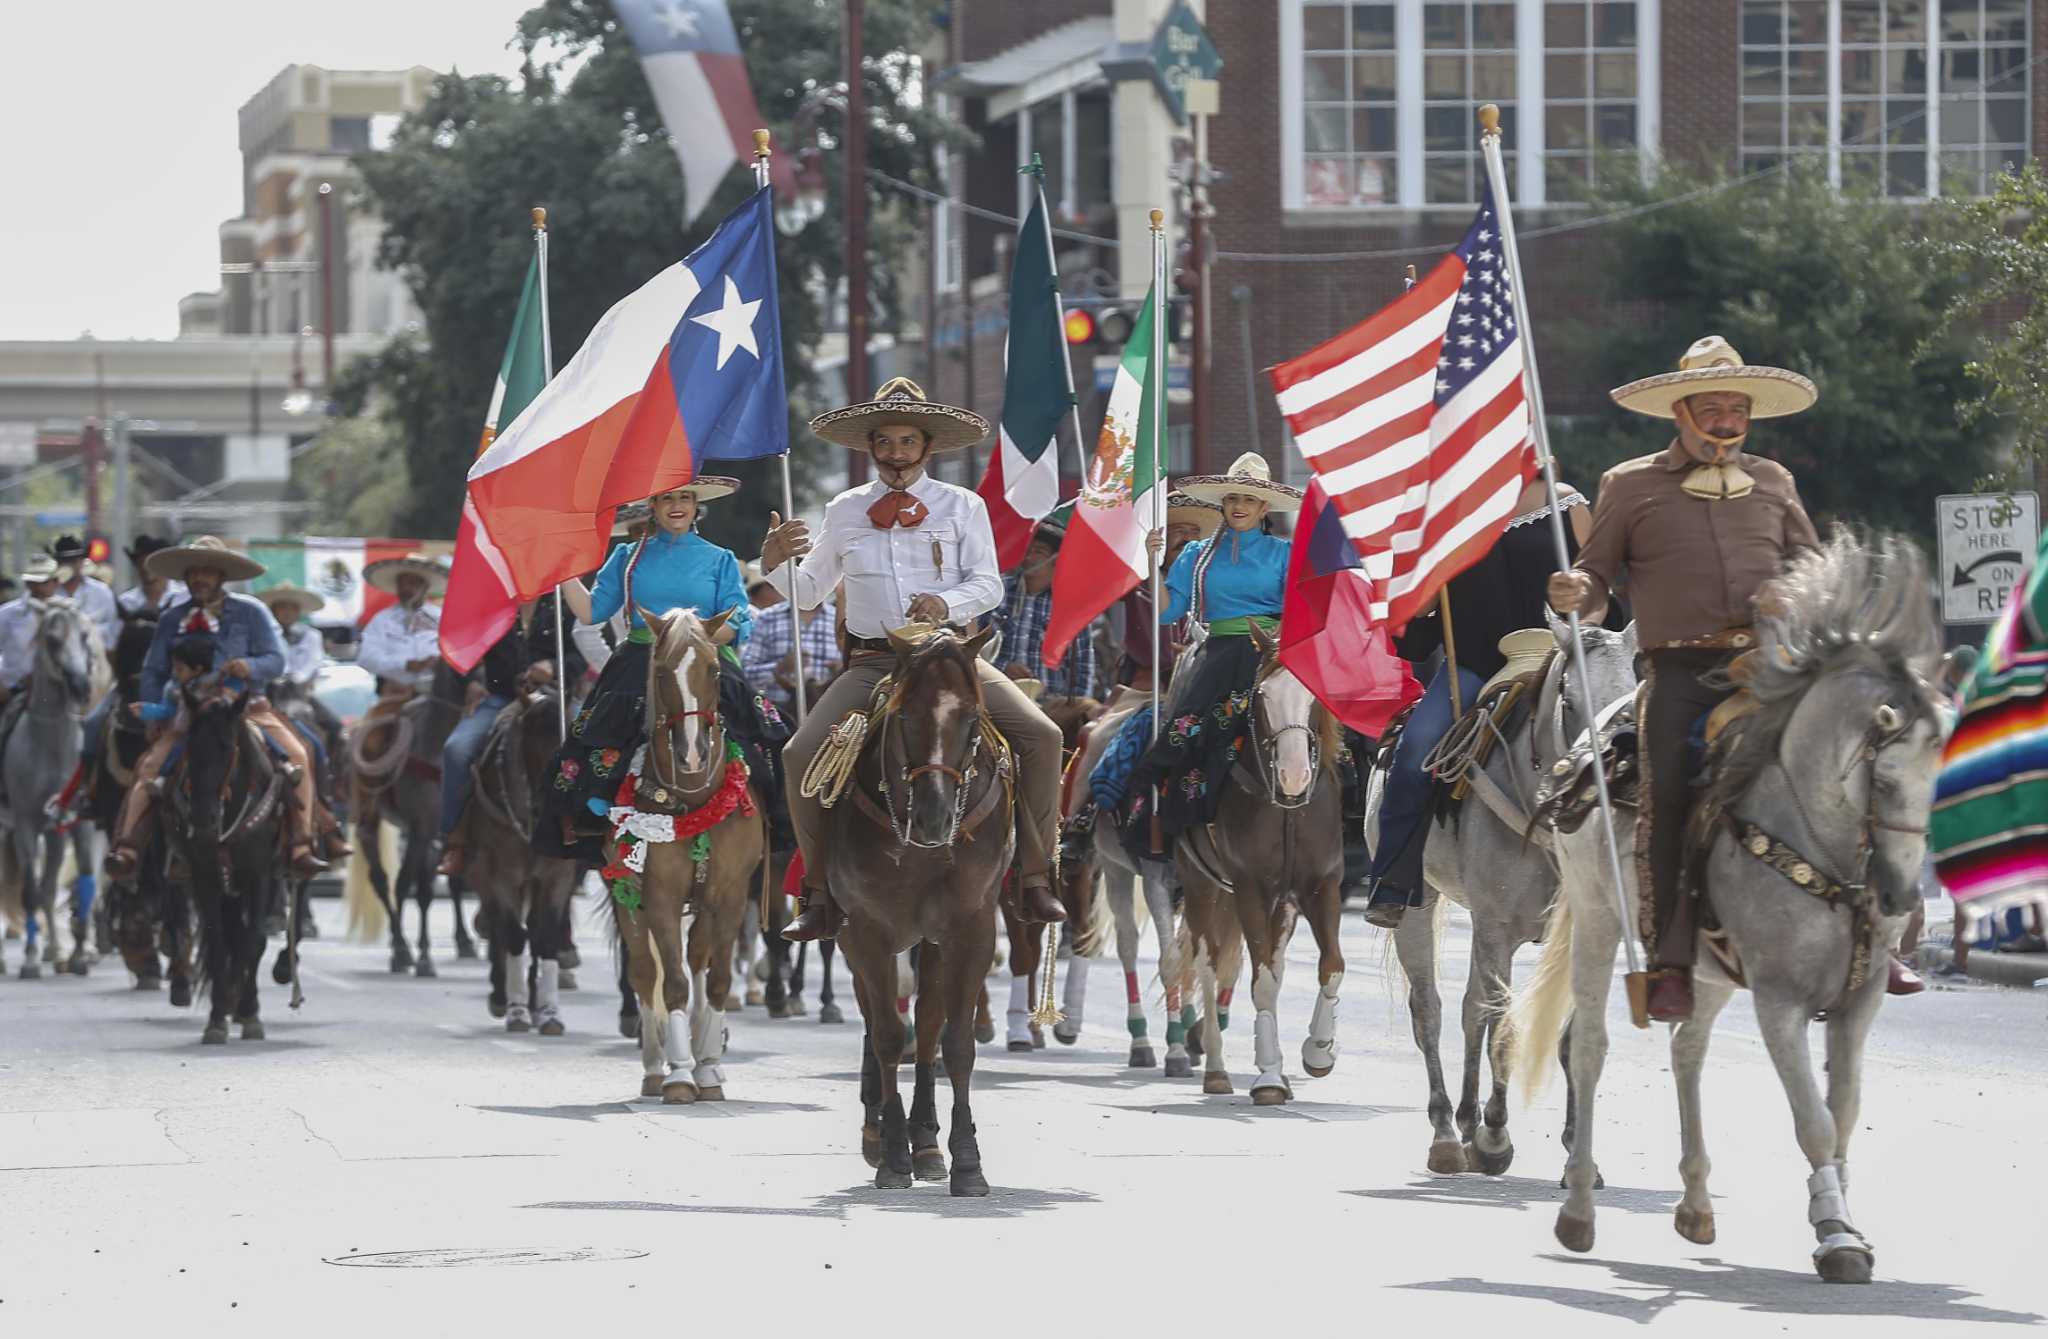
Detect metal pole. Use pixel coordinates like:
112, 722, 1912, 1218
1189, 115, 1211, 477
843, 0, 870, 486
82, 418, 102, 545
531, 206, 567, 742
1477, 105, 1648, 1023
1231, 284, 1259, 460
757, 132, 807, 723
318, 183, 337, 392
1149, 208, 1167, 744
1029, 165, 1090, 486
110, 414, 132, 586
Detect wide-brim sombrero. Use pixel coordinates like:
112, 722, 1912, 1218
809, 377, 989, 453
257, 581, 326, 616
1611, 335, 1817, 420
363, 553, 450, 597
649, 476, 740, 504
1174, 451, 1303, 513
1165, 492, 1224, 539
145, 535, 265, 584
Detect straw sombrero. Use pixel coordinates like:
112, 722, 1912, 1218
363, 552, 449, 598
649, 476, 740, 504
1174, 452, 1304, 513
1165, 491, 1224, 539
145, 535, 265, 584
809, 377, 990, 453
1610, 335, 1818, 420
257, 581, 326, 618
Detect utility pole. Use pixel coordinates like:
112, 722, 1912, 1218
110, 415, 132, 584
82, 418, 103, 541
318, 182, 337, 392
844, 0, 869, 484
1183, 78, 1219, 477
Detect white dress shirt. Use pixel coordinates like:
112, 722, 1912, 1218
358, 601, 442, 691
280, 622, 324, 687
772, 475, 1004, 639
63, 576, 118, 651
0, 597, 45, 688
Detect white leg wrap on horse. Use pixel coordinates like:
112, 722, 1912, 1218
505, 951, 531, 1025
535, 959, 560, 1014
640, 1009, 666, 1076
1007, 974, 1033, 1044
1063, 957, 1088, 1017
1807, 1163, 1854, 1230
692, 1007, 726, 1091
664, 1008, 692, 1069
1254, 1011, 1281, 1075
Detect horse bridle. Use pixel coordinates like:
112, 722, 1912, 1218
648, 668, 725, 802
878, 692, 988, 850
1777, 688, 1932, 891
1244, 665, 1321, 811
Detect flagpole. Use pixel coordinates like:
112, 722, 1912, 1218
1477, 105, 1648, 1026
756, 130, 807, 723
1025, 156, 1089, 486
1148, 208, 1167, 745
533, 205, 568, 743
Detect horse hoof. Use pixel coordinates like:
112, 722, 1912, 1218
873, 1165, 913, 1190
68, 953, 91, 976
767, 1000, 791, 1019
506, 1012, 531, 1033
1675, 1205, 1716, 1245
1556, 1211, 1596, 1254
912, 1149, 948, 1182
1128, 1044, 1157, 1069
201, 1024, 228, 1045
240, 1019, 265, 1041
414, 958, 438, 980
973, 1019, 994, 1043
861, 1125, 883, 1168
388, 957, 408, 974
661, 1080, 698, 1105
272, 955, 293, 986
1472, 1142, 1515, 1177
1164, 1055, 1193, 1079
1427, 1140, 1470, 1175
489, 998, 507, 1020
538, 1017, 565, 1038
950, 1167, 990, 1198
169, 978, 193, 1008
135, 975, 162, 992
788, 997, 808, 1018
724, 993, 743, 1012
1302, 1058, 1334, 1079
19, 962, 41, 980
454, 939, 480, 961
1559, 1172, 1608, 1191
1006, 1040, 1033, 1053
1201, 1072, 1233, 1095
695, 1086, 724, 1102
618, 1013, 640, 1040
820, 1003, 845, 1026
641, 1074, 665, 1098
1251, 1084, 1289, 1107
745, 985, 764, 1008
1815, 1240, 1874, 1284
557, 970, 578, 992
1053, 1024, 1080, 1046
558, 946, 580, 970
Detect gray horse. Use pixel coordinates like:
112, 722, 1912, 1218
1365, 615, 1636, 1175
1, 598, 108, 978
1513, 532, 1947, 1284
347, 665, 471, 975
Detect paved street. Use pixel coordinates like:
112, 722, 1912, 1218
2, 889, 2043, 1334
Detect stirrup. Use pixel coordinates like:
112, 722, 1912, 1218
782, 891, 842, 942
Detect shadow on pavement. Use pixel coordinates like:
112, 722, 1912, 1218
525, 1184, 1096, 1221
1348, 1175, 1677, 1215
1401, 1255, 2043, 1326
476, 1098, 829, 1122
1144, 1100, 1411, 1123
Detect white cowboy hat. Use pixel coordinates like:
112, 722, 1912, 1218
809, 377, 990, 453
145, 535, 266, 584
740, 559, 776, 594
363, 552, 449, 598
20, 553, 65, 585
1610, 335, 1818, 420
611, 501, 652, 539
1174, 452, 1304, 513
257, 581, 327, 617
1165, 491, 1224, 539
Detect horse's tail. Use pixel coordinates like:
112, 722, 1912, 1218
1073, 863, 1112, 959
1506, 890, 1575, 1104
344, 823, 394, 943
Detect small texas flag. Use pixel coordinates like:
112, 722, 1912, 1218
1278, 478, 1422, 736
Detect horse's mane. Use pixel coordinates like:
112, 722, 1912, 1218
1704, 527, 1940, 812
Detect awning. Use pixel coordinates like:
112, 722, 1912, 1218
941, 17, 1113, 121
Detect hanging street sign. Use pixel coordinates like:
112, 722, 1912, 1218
1150, 0, 1222, 125
1939, 491, 2039, 625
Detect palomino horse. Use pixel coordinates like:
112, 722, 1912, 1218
1365, 615, 1636, 1176
1175, 625, 1346, 1104
614, 609, 765, 1101
1512, 533, 1947, 1283
2, 598, 108, 978
830, 627, 1013, 1196
348, 664, 473, 975
462, 686, 580, 1034
165, 680, 296, 1044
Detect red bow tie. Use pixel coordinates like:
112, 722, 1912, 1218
868, 490, 928, 530
184, 609, 219, 635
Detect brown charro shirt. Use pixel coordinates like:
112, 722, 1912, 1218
1573, 442, 1820, 649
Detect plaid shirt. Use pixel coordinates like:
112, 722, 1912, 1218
995, 574, 1099, 701
742, 598, 844, 709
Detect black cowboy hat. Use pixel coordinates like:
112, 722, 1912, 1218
126, 534, 174, 566
49, 534, 88, 563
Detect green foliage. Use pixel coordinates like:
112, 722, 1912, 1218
290, 414, 412, 536
1933, 162, 2048, 473
1546, 162, 1994, 543
341, 0, 959, 552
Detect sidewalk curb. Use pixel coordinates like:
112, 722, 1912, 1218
1915, 944, 2048, 989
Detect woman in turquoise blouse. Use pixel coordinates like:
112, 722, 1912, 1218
535, 479, 790, 862
1131, 452, 1302, 838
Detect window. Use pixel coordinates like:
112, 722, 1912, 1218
1284, 0, 1659, 210
1739, 0, 2027, 197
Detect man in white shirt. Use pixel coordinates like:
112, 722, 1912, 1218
356, 555, 445, 695
50, 536, 118, 652
762, 378, 1066, 939
116, 535, 185, 622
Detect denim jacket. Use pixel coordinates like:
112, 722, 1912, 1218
141, 594, 284, 704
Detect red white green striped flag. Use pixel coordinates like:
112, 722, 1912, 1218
1043, 282, 1161, 669
975, 187, 1069, 567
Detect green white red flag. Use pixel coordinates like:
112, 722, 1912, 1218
974, 187, 1069, 567
1043, 282, 1161, 669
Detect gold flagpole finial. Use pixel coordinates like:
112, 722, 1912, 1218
1149, 208, 1164, 231
753, 128, 772, 160
1478, 103, 1501, 138
531, 207, 547, 231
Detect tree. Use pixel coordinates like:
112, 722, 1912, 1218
290, 414, 412, 536
1546, 163, 1994, 544
1934, 162, 2048, 477
344, 0, 961, 552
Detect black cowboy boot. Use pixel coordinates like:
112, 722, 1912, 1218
1363, 878, 1411, 930
782, 885, 844, 942
1019, 875, 1067, 926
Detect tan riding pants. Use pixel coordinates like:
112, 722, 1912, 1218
116, 700, 319, 851
782, 655, 1063, 890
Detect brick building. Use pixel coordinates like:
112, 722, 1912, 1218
932, 0, 2039, 484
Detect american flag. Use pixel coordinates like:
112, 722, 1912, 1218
1269, 183, 1534, 630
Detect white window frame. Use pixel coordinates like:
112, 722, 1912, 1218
1280, 0, 1662, 211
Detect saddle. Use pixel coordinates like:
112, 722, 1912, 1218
1420, 642, 1566, 841
800, 669, 1015, 847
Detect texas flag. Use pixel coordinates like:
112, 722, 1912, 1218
1278, 479, 1422, 736
614, 0, 795, 226
440, 185, 786, 672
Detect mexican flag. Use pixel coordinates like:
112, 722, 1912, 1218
439, 248, 550, 671
248, 538, 423, 627
1043, 283, 1162, 669
975, 187, 1069, 568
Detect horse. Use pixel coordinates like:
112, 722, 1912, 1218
1510, 532, 1948, 1283
614, 608, 766, 1101
265, 676, 341, 944
997, 864, 1109, 1051
828, 626, 1014, 1196
1171, 625, 1346, 1104
1363, 615, 1637, 1176
166, 678, 297, 1044
2, 598, 108, 978
463, 686, 580, 1033
347, 663, 472, 975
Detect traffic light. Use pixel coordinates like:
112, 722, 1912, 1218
1063, 307, 1097, 346
85, 536, 111, 564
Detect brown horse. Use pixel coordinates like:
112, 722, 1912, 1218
1175, 625, 1347, 1103
613, 608, 766, 1102
458, 685, 581, 1034
830, 627, 1012, 1196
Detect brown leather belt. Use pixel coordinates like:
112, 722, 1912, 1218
1650, 626, 1755, 654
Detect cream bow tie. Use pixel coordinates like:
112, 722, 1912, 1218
1682, 463, 1755, 501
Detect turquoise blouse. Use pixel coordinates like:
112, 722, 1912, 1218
589, 528, 752, 645
1160, 527, 1289, 625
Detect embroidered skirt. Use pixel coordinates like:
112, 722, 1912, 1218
534, 637, 792, 864
1128, 634, 1262, 839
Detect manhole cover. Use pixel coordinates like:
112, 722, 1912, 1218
325, 1247, 646, 1269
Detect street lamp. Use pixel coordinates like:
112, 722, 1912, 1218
280, 326, 316, 417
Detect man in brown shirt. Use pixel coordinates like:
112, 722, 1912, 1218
1548, 336, 1820, 1021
